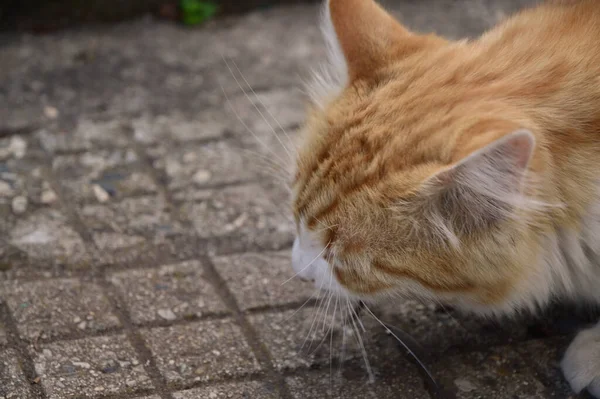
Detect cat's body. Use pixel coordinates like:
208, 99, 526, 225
290, 0, 600, 396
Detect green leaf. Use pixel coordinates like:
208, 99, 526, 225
180, 0, 218, 26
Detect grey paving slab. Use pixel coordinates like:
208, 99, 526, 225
142, 319, 261, 384
172, 381, 278, 399
0, 136, 50, 208
37, 118, 131, 154
375, 300, 528, 358
32, 334, 152, 399
1, 278, 120, 341
109, 260, 228, 325
228, 87, 306, 139
131, 111, 229, 145
79, 195, 186, 252
431, 344, 547, 398
179, 184, 293, 248
0, 348, 32, 399
248, 307, 371, 372
213, 251, 314, 310
286, 361, 430, 399
52, 148, 157, 203
6, 208, 91, 272
147, 140, 258, 191
515, 337, 579, 398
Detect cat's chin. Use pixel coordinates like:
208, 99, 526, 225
291, 236, 349, 295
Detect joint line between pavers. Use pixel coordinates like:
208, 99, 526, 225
0, 300, 48, 398
37, 141, 176, 399
125, 131, 295, 398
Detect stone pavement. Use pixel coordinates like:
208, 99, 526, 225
0, 0, 596, 398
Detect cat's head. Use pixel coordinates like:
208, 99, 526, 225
291, 0, 547, 314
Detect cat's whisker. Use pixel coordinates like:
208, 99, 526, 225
221, 84, 289, 168
284, 289, 320, 323
301, 271, 330, 352
306, 281, 332, 353
230, 59, 299, 154
320, 273, 335, 333
346, 296, 375, 383
432, 299, 470, 334
223, 56, 295, 163
362, 303, 438, 389
238, 147, 291, 182
329, 293, 339, 388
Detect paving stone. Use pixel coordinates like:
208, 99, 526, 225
132, 111, 228, 145
0, 137, 50, 206
147, 140, 258, 191
179, 184, 293, 250
37, 119, 130, 154
229, 88, 307, 138
172, 381, 278, 399
79, 195, 186, 252
142, 319, 260, 384
32, 335, 153, 399
213, 251, 313, 310
431, 345, 547, 398
52, 148, 157, 203
515, 337, 579, 398
1, 278, 120, 341
7, 208, 91, 270
0, 349, 32, 399
249, 307, 374, 372
374, 300, 528, 359
286, 360, 430, 399
109, 260, 228, 325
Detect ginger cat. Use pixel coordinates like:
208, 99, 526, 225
290, 0, 600, 396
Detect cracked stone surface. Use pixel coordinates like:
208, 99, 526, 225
2, 0, 592, 398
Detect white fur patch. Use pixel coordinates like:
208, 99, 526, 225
561, 321, 600, 397
306, 0, 348, 108
291, 222, 347, 294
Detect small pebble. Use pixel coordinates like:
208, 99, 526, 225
44, 106, 59, 119
193, 170, 212, 184
40, 189, 58, 204
11, 196, 28, 214
10, 136, 27, 159
0, 181, 14, 197
92, 184, 110, 203
72, 361, 91, 369
158, 309, 177, 321
455, 378, 477, 392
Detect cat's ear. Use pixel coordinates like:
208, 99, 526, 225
423, 130, 536, 233
323, 0, 413, 80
